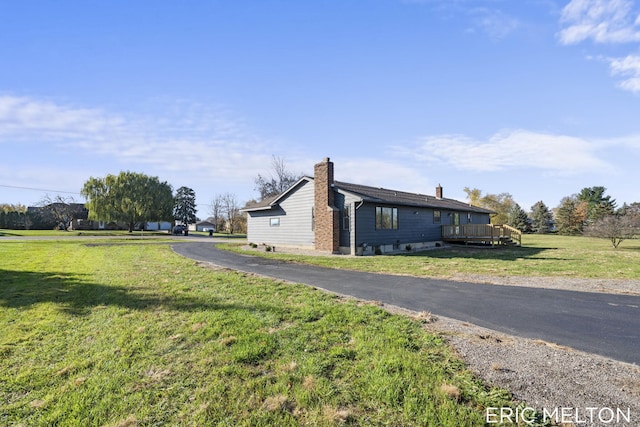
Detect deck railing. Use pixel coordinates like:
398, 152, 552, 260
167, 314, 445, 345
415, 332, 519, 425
442, 224, 522, 246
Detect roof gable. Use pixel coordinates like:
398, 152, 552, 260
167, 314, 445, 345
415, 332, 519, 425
241, 176, 312, 212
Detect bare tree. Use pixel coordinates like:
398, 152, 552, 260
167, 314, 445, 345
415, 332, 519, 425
36, 194, 83, 230
584, 215, 639, 249
210, 193, 244, 234
254, 155, 302, 200
221, 193, 240, 234
209, 195, 225, 232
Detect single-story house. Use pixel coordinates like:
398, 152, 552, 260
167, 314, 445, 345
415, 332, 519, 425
144, 221, 172, 231
243, 158, 505, 255
192, 219, 217, 232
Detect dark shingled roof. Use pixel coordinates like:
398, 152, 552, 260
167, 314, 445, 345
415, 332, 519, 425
334, 181, 493, 214
243, 177, 493, 215
242, 193, 282, 211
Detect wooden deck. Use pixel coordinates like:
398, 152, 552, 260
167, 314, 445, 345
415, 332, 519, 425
442, 224, 522, 246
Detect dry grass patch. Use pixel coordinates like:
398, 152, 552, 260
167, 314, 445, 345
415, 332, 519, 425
440, 383, 462, 401
262, 394, 290, 412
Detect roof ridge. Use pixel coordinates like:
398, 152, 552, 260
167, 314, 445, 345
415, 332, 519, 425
334, 180, 430, 198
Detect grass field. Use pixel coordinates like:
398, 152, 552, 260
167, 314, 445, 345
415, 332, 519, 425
0, 240, 522, 426
230, 234, 640, 280
0, 229, 245, 239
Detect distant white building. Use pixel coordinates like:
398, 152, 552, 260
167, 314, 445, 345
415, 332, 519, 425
192, 219, 217, 232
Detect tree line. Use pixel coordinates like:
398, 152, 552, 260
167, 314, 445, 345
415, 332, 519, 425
4, 157, 637, 248
465, 186, 640, 248
1, 156, 299, 233
0, 173, 240, 233
82, 172, 252, 234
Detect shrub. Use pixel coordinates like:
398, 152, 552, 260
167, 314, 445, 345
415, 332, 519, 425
584, 215, 639, 249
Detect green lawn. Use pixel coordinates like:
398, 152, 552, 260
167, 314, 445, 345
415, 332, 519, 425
0, 229, 245, 239
0, 240, 520, 426
230, 234, 640, 280
0, 229, 168, 237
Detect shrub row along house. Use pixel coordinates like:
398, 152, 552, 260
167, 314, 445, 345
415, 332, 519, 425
243, 158, 517, 255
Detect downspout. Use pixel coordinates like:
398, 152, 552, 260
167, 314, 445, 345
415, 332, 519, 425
351, 200, 364, 255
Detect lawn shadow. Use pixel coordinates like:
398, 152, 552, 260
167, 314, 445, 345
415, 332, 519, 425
398, 244, 567, 262
619, 241, 640, 251
0, 269, 276, 316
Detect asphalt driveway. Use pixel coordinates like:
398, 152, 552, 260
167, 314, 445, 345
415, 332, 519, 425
173, 242, 640, 365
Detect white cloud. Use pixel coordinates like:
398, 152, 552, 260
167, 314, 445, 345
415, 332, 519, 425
400, 1, 520, 40
0, 95, 274, 181
0, 95, 126, 140
402, 129, 612, 175
558, 0, 640, 44
0, 95, 295, 206
557, 1, 640, 93
608, 54, 640, 92
469, 8, 520, 40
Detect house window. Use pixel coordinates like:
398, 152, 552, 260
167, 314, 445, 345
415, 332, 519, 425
434, 210, 441, 224
467, 212, 472, 223
343, 205, 350, 230
311, 207, 315, 231
375, 206, 398, 230
270, 218, 280, 227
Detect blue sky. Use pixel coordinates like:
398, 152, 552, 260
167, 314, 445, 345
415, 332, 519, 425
1, 0, 639, 216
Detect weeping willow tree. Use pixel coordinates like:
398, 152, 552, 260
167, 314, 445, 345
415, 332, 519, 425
81, 171, 174, 232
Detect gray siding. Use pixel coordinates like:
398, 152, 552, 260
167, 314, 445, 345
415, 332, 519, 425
246, 181, 315, 247
246, 181, 492, 251
335, 191, 362, 248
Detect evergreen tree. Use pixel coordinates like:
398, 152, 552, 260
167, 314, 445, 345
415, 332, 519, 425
577, 186, 616, 223
530, 201, 553, 234
617, 202, 640, 218
173, 186, 197, 226
555, 196, 587, 235
507, 203, 529, 232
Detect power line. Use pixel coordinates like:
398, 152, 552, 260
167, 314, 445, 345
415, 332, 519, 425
0, 184, 82, 195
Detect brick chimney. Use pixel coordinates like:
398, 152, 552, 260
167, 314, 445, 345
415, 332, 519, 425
436, 184, 443, 199
314, 157, 340, 253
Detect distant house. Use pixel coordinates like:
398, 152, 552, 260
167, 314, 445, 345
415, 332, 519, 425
242, 158, 511, 255
193, 219, 217, 232
144, 221, 172, 231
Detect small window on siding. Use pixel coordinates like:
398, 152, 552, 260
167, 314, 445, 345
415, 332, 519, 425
343, 205, 350, 230
270, 218, 280, 227
311, 207, 315, 231
434, 210, 441, 224
467, 212, 472, 223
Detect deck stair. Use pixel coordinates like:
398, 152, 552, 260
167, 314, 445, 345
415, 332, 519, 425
442, 224, 522, 246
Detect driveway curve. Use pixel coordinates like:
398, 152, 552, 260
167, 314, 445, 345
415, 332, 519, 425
173, 242, 640, 365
